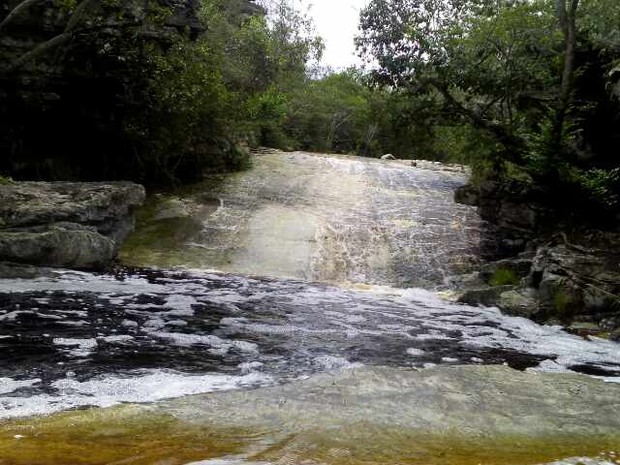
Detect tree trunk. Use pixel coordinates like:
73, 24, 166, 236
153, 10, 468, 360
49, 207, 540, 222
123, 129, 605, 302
0, 0, 46, 34
552, 0, 579, 150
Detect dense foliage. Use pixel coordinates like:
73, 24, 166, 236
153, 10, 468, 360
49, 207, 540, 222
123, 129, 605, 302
0, 0, 324, 184
2, 0, 619, 220
356, 0, 620, 220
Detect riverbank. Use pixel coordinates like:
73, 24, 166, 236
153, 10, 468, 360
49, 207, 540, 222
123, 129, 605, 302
1, 364, 619, 465
0, 181, 144, 276
1, 153, 619, 465
453, 180, 620, 341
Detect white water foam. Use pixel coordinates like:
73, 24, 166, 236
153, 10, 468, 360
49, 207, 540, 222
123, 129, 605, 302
544, 459, 617, 465
2, 269, 620, 420
0, 370, 272, 419
185, 458, 271, 465
53, 337, 98, 357
0, 377, 41, 395
150, 331, 259, 354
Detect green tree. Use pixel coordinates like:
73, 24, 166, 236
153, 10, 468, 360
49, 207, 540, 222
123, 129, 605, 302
357, 0, 620, 219
0, 0, 325, 183
358, 0, 560, 167
283, 69, 390, 155
552, 0, 580, 149
0, 0, 232, 183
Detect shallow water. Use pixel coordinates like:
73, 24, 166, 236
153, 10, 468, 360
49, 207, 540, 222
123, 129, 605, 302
120, 152, 482, 287
1, 267, 620, 419
1, 365, 619, 465
1, 152, 619, 464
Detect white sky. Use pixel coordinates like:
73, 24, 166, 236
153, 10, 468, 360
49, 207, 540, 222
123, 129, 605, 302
295, 0, 369, 69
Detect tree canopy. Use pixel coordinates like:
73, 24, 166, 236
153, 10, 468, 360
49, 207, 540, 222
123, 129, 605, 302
357, 0, 620, 218
0, 0, 324, 184
1, 0, 619, 222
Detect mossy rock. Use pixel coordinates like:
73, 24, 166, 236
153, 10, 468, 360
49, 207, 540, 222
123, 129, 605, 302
479, 258, 532, 284
537, 274, 584, 322
489, 268, 520, 286
457, 285, 516, 307
497, 288, 540, 318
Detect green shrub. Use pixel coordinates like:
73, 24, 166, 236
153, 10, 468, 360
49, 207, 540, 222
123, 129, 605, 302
578, 167, 620, 210
489, 268, 520, 286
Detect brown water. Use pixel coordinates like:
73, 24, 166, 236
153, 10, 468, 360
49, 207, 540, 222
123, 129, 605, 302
1, 366, 619, 465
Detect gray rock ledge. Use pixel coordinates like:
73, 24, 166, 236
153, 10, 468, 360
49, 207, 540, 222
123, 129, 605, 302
0, 181, 145, 271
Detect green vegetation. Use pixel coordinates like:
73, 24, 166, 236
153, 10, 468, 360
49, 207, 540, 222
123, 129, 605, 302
1, 0, 620, 224
0, 0, 322, 185
553, 288, 571, 317
490, 268, 520, 287
356, 0, 620, 222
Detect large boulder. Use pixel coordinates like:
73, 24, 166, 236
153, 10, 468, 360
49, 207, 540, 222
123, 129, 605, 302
0, 223, 116, 269
457, 284, 516, 307
0, 181, 145, 241
530, 239, 620, 322
454, 180, 554, 257
454, 233, 620, 338
0, 181, 145, 270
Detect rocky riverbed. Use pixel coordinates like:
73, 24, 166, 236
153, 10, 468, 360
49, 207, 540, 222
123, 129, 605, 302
1, 364, 619, 465
1, 153, 619, 465
454, 182, 620, 341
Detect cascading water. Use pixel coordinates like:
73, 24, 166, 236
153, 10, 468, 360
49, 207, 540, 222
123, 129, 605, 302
1, 151, 619, 465
120, 152, 482, 287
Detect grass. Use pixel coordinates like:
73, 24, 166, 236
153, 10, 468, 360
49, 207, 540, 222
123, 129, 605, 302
489, 268, 520, 286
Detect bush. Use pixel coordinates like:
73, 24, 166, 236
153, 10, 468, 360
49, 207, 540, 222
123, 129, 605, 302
578, 167, 620, 210
489, 268, 520, 286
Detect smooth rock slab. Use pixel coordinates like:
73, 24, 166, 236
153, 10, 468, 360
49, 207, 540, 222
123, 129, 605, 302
167, 365, 620, 437
2, 365, 618, 465
162, 365, 620, 464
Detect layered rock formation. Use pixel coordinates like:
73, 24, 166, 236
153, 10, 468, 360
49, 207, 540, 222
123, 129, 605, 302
0, 181, 144, 271
454, 181, 620, 340
455, 180, 555, 257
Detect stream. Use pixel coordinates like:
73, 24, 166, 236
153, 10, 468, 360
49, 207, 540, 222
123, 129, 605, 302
1, 152, 619, 465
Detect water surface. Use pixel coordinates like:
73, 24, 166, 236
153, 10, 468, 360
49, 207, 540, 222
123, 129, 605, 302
1, 152, 619, 465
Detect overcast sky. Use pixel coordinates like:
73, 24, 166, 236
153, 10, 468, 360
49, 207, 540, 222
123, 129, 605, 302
296, 0, 369, 70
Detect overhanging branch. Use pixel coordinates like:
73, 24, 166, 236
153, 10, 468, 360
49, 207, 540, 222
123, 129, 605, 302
433, 82, 525, 164
0, 0, 46, 34
5, 20, 143, 73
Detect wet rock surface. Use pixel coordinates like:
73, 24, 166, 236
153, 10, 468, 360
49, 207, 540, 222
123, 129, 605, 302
1, 267, 619, 418
2, 365, 618, 465
1, 154, 619, 465
455, 179, 620, 338
121, 152, 482, 287
0, 182, 144, 271
454, 180, 553, 258
452, 234, 620, 339
167, 364, 620, 438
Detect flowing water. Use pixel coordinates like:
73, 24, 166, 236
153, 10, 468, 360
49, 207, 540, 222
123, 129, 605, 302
1, 152, 619, 465
120, 152, 482, 286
